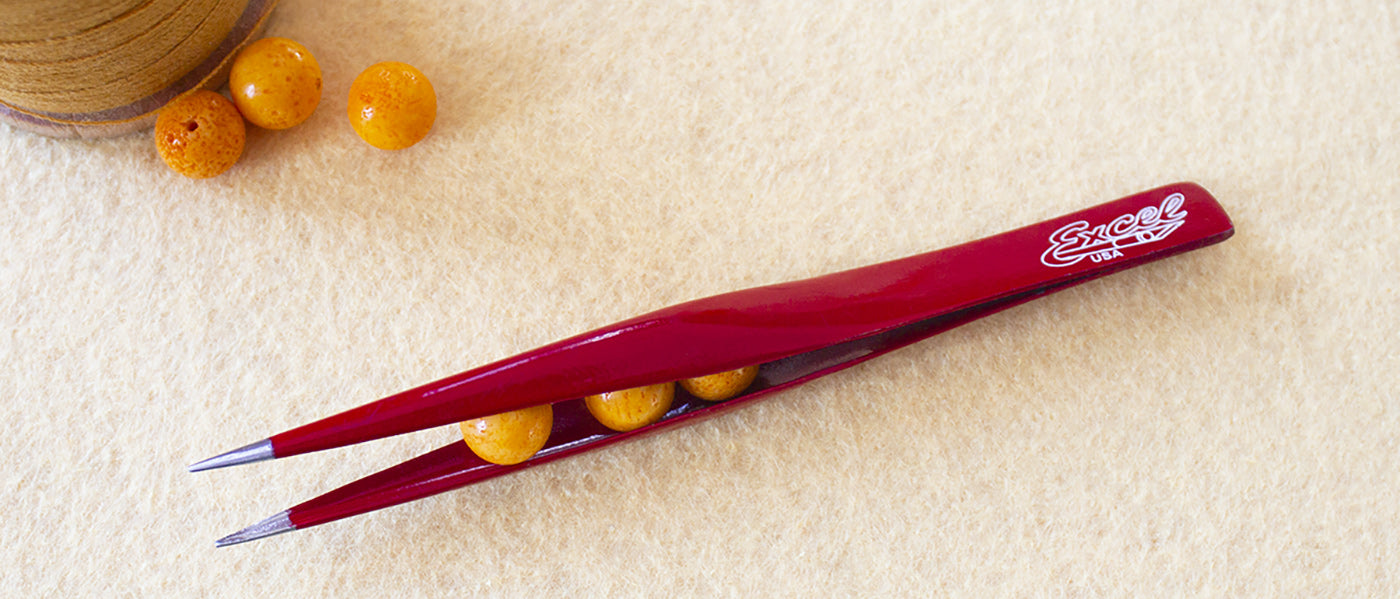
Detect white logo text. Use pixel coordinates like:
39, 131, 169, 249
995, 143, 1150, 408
1040, 193, 1187, 268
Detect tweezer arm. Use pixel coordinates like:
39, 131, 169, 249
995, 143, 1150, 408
222, 251, 1232, 544
197, 182, 1234, 470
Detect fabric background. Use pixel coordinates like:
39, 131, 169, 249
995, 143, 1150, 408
2, 1, 1396, 596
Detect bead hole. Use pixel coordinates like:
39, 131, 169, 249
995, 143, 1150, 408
184, 120, 198, 132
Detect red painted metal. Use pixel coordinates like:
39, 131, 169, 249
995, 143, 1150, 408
272, 182, 1232, 459
273, 182, 1233, 531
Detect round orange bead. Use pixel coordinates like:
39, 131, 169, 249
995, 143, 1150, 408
153, 90, 245, 178
680, 365, 760, 402
347, 61, 437, 150
460, 405, 554, 466
228, 37, 322, 130
585, 383, 675, 432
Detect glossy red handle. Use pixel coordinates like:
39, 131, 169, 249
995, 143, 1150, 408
288, 291, 1107, 530
272, 182, 1233, 459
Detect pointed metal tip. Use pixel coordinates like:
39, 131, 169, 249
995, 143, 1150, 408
216, 510, 296, 547
188, 439, 275, 473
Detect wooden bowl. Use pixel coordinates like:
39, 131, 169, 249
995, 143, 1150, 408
0, 0, 278, 138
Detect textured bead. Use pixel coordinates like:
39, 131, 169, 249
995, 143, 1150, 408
585, 383, 675, 432
229, 37, 322, 130
347, 61, 436, 150
681, 365, 760, 402
153, 90, 245, 178
460, 405, 554, 466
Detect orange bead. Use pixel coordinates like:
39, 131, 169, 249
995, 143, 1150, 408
347, 61, 436, 150
585, 383, 675, 432
154, 90, 245, 178
680, 365, 759, 402
229, 37, 322, 130
460, 405, 554, 465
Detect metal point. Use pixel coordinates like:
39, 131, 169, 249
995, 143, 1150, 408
215, 510, 295, 547
188, 439, 275, 472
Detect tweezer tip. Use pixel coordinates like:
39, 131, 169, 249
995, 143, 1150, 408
216, 510, 295, 547
188, 439, 275, 472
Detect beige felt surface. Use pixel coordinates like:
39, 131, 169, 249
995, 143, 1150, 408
3, 1, 1398, 596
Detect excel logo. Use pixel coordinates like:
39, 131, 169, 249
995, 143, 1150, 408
1040, 193, 1188, 268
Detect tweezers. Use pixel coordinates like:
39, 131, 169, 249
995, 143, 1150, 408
191, 182, 1234, 546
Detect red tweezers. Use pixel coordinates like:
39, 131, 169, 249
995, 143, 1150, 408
192, 182, 1234, 546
